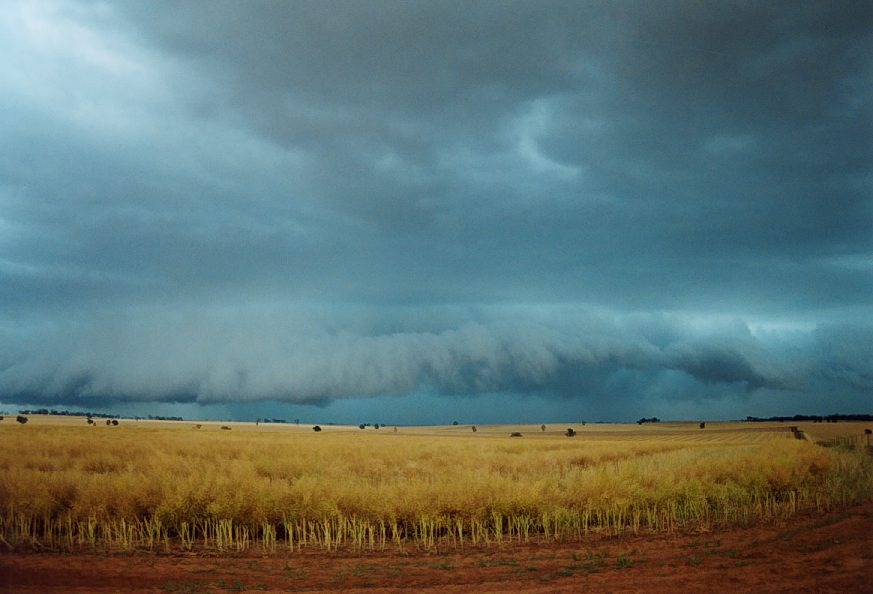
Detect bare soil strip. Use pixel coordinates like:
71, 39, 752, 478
2, 502, 871, 593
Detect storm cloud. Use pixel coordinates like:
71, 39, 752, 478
0, 1, 870, 419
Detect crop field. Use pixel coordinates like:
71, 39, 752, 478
1, 416, 871, 556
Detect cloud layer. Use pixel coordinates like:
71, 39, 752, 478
0, 1, 870, 418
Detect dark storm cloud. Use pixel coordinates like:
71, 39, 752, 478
0, 1, 870, 417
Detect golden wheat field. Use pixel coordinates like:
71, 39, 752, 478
1, 416, 871, 554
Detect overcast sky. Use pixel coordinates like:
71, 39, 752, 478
1, 0, 870, 423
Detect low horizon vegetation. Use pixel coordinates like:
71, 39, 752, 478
0, 420, 871, 553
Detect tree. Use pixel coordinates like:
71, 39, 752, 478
452, 420, 459, 425
541, 424, 546, 432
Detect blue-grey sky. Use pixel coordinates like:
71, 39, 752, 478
1, 0, 871, 423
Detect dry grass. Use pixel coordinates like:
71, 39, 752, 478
0, 416, 870, 553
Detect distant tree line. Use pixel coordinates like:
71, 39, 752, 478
256, 418, 293, 424
18, 408, 120, 419
13, 409, 189, 421
745, 413, 873, 423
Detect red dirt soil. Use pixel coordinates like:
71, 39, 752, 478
2, 503, 872, 593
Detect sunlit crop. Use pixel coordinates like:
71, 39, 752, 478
1, 420, 870, 553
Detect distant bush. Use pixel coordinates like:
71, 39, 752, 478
565, 428, 576, 437
16, 415, 27, 424
541, 424, 546, 432
220, 426, 231, 430
637, 417, 660, 425
359, 424, 366, 430
312, 425, 322, 432
510, 432, 523, 437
